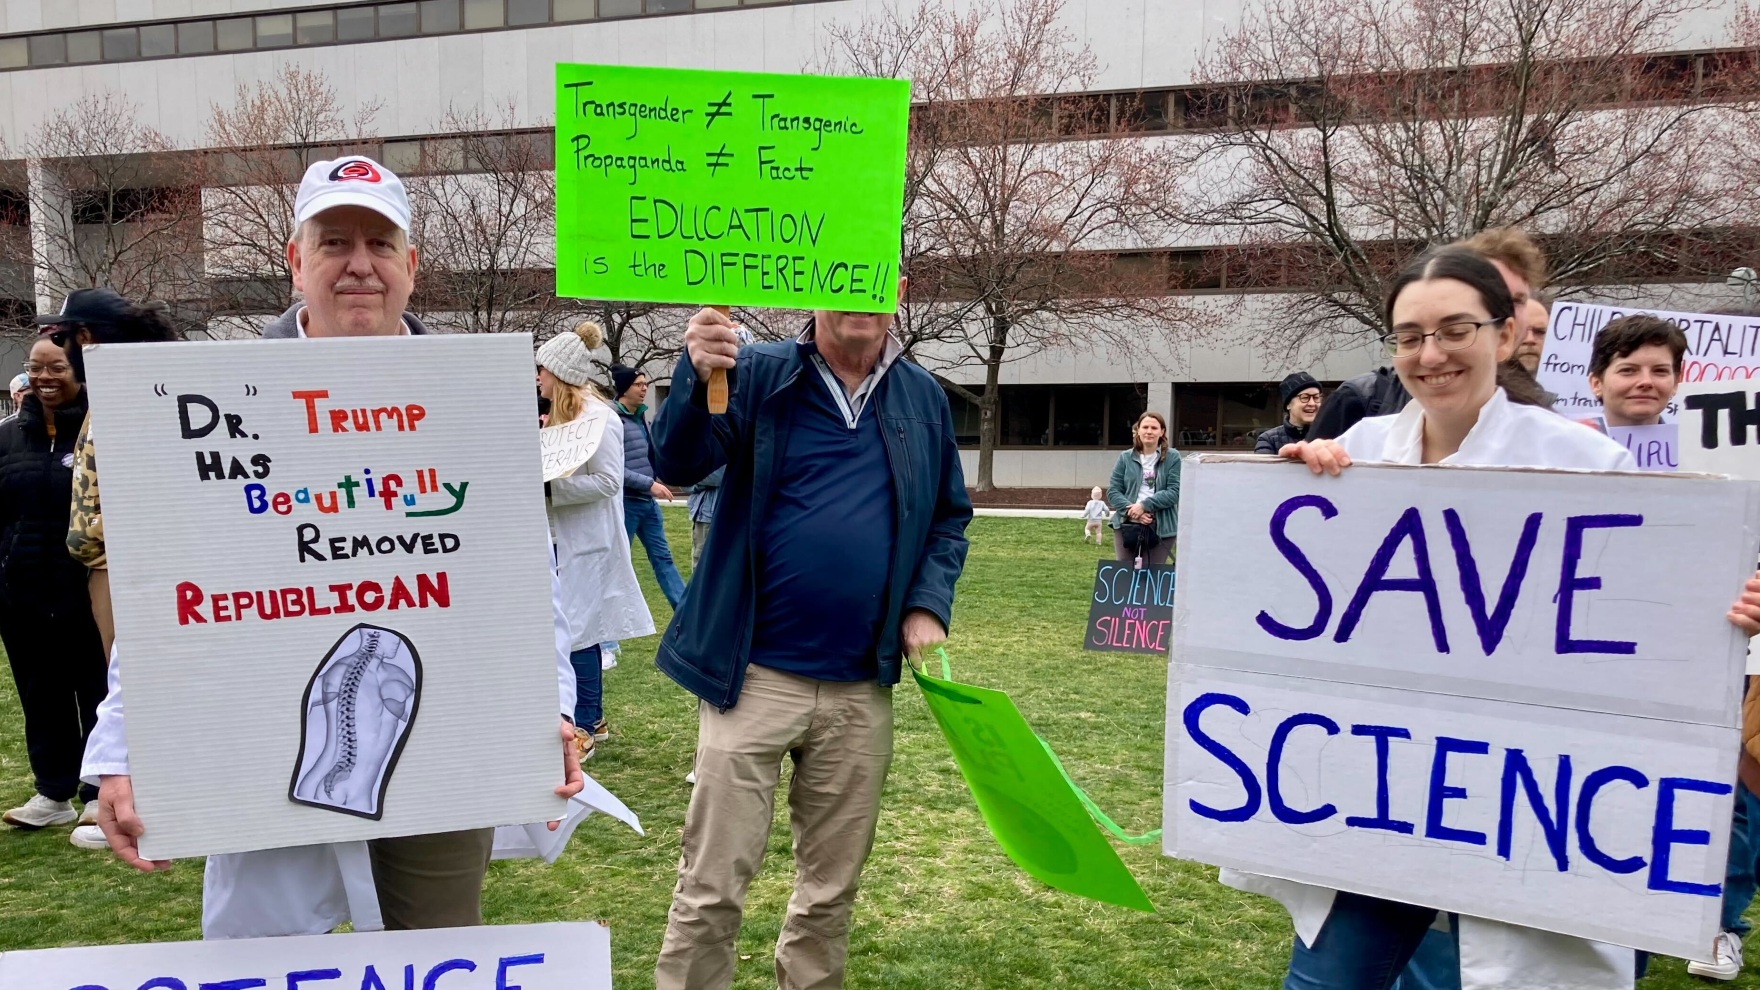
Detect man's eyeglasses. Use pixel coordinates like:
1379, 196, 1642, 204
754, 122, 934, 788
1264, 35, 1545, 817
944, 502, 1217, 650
25, 361, 70, 376
1380, 320, 1499, 358
1292, 392, 1322, 405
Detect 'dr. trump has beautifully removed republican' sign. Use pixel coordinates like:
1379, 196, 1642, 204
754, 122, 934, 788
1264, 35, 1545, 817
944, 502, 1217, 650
1163, 454, 1760, 958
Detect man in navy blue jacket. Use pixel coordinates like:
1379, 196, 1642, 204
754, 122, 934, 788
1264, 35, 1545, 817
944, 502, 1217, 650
651, 295, 971, 990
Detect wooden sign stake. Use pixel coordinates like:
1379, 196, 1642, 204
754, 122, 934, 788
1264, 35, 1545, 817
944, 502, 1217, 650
708, 305, 731, 414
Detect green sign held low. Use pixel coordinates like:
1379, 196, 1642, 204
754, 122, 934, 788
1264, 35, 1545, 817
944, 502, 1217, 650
912, 658, 1154, 912
554, 63, 910, 313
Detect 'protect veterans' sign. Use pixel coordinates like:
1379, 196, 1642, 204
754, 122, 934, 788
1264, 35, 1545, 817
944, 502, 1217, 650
86, 336, 563, 860
1163, 454, 1760, 958
553, 63, 909, 312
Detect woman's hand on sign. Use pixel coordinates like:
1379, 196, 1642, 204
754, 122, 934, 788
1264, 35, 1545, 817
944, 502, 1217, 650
96, 774, 170, 872
901, 609, 948, 661
1728, 572, 1760, 637
549, 716, 585, 830
1281, 439, 1353, 477
685, 308, 740, 382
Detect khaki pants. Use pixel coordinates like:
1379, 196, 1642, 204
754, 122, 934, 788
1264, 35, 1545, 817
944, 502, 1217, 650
691, 520, 711, 570
656, 664, 893, 990
369, 827, 495, 929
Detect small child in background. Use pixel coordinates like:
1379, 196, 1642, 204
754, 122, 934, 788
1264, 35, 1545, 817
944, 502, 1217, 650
1081, 486, 1107, 544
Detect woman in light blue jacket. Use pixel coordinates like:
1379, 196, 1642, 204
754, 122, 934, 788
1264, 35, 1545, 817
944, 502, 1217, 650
1106, 411, 1180, 566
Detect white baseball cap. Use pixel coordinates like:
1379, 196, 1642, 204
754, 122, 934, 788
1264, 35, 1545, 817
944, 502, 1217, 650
293, 156, 411, 232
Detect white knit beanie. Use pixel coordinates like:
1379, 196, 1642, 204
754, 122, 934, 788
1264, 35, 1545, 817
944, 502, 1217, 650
537, 322, 603, 387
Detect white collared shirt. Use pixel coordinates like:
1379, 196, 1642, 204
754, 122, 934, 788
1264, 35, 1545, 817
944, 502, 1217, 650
797, 325, 904, 428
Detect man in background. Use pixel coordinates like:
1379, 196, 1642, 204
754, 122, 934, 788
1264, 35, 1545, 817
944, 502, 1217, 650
611, 364, 686, 611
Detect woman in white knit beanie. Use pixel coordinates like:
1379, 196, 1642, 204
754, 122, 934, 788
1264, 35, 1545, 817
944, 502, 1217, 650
536, 322, 653, 760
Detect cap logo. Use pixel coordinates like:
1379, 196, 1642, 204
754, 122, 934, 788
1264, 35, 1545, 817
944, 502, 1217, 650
328, 160, 382, 184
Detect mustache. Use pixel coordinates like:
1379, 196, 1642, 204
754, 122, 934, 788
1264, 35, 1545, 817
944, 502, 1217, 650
333, 278, 387, 293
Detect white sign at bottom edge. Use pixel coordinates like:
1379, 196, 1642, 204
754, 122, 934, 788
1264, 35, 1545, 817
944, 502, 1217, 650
1164, 664, 1732, 960
0, 921, 610, 990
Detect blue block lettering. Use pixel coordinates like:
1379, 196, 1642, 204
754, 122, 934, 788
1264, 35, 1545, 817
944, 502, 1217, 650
1267, 713, 1340, 825
287, 973, 340, 990
201, 982, 267, 990
496, 955, 546, 990
1555, 514, 1643, 655
423, 958, 478, 990
137, 982, 186, 990
1496, 748, 1571, 870
358, 967, 389, 990
1425, 736, 1489, 846
244, 483, 268, 515
1335, 506, 1449, 654
1256, 495, 1337, 641
1345, 724, 1415, 834
1444, 509, 1541, 656
1649, 777, 1732, 896
1182, 692, 1261, 822
1576, 765, 1649, 874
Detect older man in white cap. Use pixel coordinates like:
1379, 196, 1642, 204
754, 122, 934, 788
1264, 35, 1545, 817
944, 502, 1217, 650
82, 157, 584, 938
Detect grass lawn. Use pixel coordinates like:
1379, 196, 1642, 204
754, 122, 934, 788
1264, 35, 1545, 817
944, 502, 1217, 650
0, 510, 1748, 988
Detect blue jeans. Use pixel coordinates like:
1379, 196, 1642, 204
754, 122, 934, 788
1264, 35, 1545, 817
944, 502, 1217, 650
1285, 891, 1438, 990
1393, 925, 1461, 990
625, 496, 685, 609
569, 645, 602, 729
1724, 780, 1760, 935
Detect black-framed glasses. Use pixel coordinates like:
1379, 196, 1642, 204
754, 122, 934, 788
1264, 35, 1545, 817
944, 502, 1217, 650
1380, 320, 1500, 357
1292, 391, 1322, 404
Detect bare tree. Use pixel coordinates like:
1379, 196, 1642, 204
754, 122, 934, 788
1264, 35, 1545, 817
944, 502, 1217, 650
407, 103, 570, 337
22, 92, 206, 317
1180, 0, 1742, 353
203, 64, 381, 324
822, 0, 1197, 490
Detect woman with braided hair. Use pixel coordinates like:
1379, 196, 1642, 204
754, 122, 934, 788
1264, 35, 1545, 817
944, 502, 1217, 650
537, 321, 653, 761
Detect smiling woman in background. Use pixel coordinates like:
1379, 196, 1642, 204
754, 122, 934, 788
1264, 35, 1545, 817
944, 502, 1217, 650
0, 329, 107, 837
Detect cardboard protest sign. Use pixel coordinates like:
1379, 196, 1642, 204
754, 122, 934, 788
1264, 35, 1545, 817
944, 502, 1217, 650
1535, 300, 1760, 418
1608, 423, 1679, 472
1085, 561, 1175, 654
1163, 455, 1760, 957
540, 402, 611, 482
0, 922, 611, 990
912, 664, 1154, 911
1678, 379, 1760, 481
554, 64, 909, 313
86, 336, 563, 860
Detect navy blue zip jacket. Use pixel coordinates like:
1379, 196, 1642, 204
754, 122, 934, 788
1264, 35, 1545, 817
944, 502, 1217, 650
650, 328, 973, 710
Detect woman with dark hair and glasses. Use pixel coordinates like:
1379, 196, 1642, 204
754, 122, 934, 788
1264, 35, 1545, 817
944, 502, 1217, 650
0, 289, 170, 837
14, 288, 176, 850
1236, 248, 1760, 989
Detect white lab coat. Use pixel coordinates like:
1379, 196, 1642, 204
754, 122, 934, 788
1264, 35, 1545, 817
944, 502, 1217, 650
81, 558, 586, 940
549, 397, 655, 650
1222, 388, 1641, 990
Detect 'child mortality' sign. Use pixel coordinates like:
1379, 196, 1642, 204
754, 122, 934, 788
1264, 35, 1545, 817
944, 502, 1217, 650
86, 336, 563, 860
553, 63, 909, 312
1163, 455, 1760, 958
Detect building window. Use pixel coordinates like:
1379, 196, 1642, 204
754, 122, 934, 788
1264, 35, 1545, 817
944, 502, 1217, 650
0, 37, 24, 68
296, 11, 337, 45
508, 0, 551, 23
337, 7, 376, 40
27, 33, 64, 65
176, 21, 214, 53
378, 3, 420, 36
696, 0, 740, 7
140, 23, 176, 57
554, 0, 596, 20
648, 0, 691, 10
101, 27, 139, 60
256, 14, 293, 47
464, 0, 505, 28
421, 0, 461, 32
1173, 382, 1335, 448
216, 18, 253, 50
1106, 384, 1148, 446
601, 0, 642, 16
942, 383, 1149, 448
67, 31, 100, 62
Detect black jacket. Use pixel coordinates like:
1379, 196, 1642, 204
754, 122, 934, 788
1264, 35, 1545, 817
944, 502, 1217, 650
1254, 419, 1309, 454
1310, 368, 1410, 441
0, 390, 92, 612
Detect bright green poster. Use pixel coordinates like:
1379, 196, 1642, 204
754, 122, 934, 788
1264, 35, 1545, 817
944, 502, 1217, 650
912, 665, 1155, 912
554, 63, 910, 313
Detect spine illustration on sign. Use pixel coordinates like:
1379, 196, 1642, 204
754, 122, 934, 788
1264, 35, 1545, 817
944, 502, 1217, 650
291, 623, 422, 820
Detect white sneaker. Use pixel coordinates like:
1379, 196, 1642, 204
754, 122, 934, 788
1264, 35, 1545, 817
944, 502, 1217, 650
77, 802, 97, 826
601, 653, 617, 671
685, 771, 697, 785
1689, 929, 1743, 980
69, 825, 108, 850
3, 795, 77, 829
